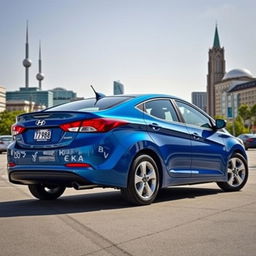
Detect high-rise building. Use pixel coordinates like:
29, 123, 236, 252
113, 81, 124, 95
7, 87, 53, 108
51, 87, 77, 106
206, 25, 226, 117
191, 92, 207, 112
0, 86, 6, 112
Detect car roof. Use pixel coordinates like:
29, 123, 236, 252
110, 93, 178, 98
108, 94, 181, 103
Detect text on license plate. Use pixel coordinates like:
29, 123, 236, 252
34, 129, 51, 141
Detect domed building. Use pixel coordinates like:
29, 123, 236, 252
222, 68, 253, 80
215, 68, 255, 117
206, 25, 256, 118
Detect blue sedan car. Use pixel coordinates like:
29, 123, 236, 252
7, 94, 248, 205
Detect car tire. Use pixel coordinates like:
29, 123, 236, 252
217, 153, 248, 192
28, 184, 66, 200
121, 154, 160, 205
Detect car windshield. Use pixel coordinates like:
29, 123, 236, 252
44, 96, 133, 112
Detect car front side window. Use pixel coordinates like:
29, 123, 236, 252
175, 100, 212, 128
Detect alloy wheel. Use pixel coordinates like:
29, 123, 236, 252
134, 160, 157, 200
227, 157, 246, 187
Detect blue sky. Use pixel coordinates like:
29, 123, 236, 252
1, 0, 256, 101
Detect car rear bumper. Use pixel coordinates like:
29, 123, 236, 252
7, 162, 128, 188
9, 170, 95, 187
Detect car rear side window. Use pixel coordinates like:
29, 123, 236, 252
45, 96, 133, 112
144, 99, 179, 122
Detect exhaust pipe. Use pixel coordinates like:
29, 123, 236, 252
72, 182, 98, 190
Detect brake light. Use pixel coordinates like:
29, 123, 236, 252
65, 163, 91, 168
247, 138, 254, 142
8, 162, 16, 167
60, 118, 127, 132
60, 121, 81, 132
11, 124, 26, 135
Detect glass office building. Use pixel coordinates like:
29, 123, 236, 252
51, 87, 77, 106
113, 81, 124, 95
6, 87, 53, 108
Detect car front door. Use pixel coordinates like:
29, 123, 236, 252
174, 100, 226, 178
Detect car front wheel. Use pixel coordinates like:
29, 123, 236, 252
28, 184, 66, 200
217, 153, 248, 192
121, 154, 160, 205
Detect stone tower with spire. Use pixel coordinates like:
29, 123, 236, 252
207, 25, 226, 117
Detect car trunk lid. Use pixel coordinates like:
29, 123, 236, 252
13, 111, 99, 149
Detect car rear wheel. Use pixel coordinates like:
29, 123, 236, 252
28, 184, 66, 200
121, 154, 160, 205
217, 153, 248, 192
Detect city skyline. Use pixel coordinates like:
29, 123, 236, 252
1, 0, 256, 102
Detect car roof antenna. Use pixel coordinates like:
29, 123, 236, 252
90, 85, 106, 101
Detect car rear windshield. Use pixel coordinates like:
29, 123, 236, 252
45, 96, 133, 112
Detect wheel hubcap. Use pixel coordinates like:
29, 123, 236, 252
134, 161, 157, 200
44, 186, 60, 194
227, 157, 246, 187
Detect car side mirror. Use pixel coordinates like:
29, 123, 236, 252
214, 119, 226, 130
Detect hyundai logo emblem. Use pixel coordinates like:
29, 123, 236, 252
35, 120, 46, 126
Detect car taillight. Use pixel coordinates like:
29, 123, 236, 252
60, 118, 127, 132
11, 124, 26, 135
8, 162, 16, 167
247, 138, 254, 142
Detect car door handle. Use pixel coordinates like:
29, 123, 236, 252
192, 133, 200, 140
149, 123, 161, 131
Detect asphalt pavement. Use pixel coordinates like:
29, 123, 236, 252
0, 150, 256, 256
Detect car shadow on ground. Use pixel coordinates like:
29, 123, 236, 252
0, 186, 223, 218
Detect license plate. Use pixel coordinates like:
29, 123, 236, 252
34, 129, 51, 141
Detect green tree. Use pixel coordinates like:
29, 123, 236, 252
251, 104, 256, 116
238, 104, 251, 121
251, 104, 256, 126
226, 115, 249, 136
238, 104, 256, 132
0, 111, 24, 135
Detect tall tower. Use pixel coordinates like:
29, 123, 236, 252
113, 81, 124, 95
206, 25, 225, 116
36, 41, 45, 90
22, 21, 32, 88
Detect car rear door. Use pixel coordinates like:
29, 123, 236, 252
141, 98, 192, 178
